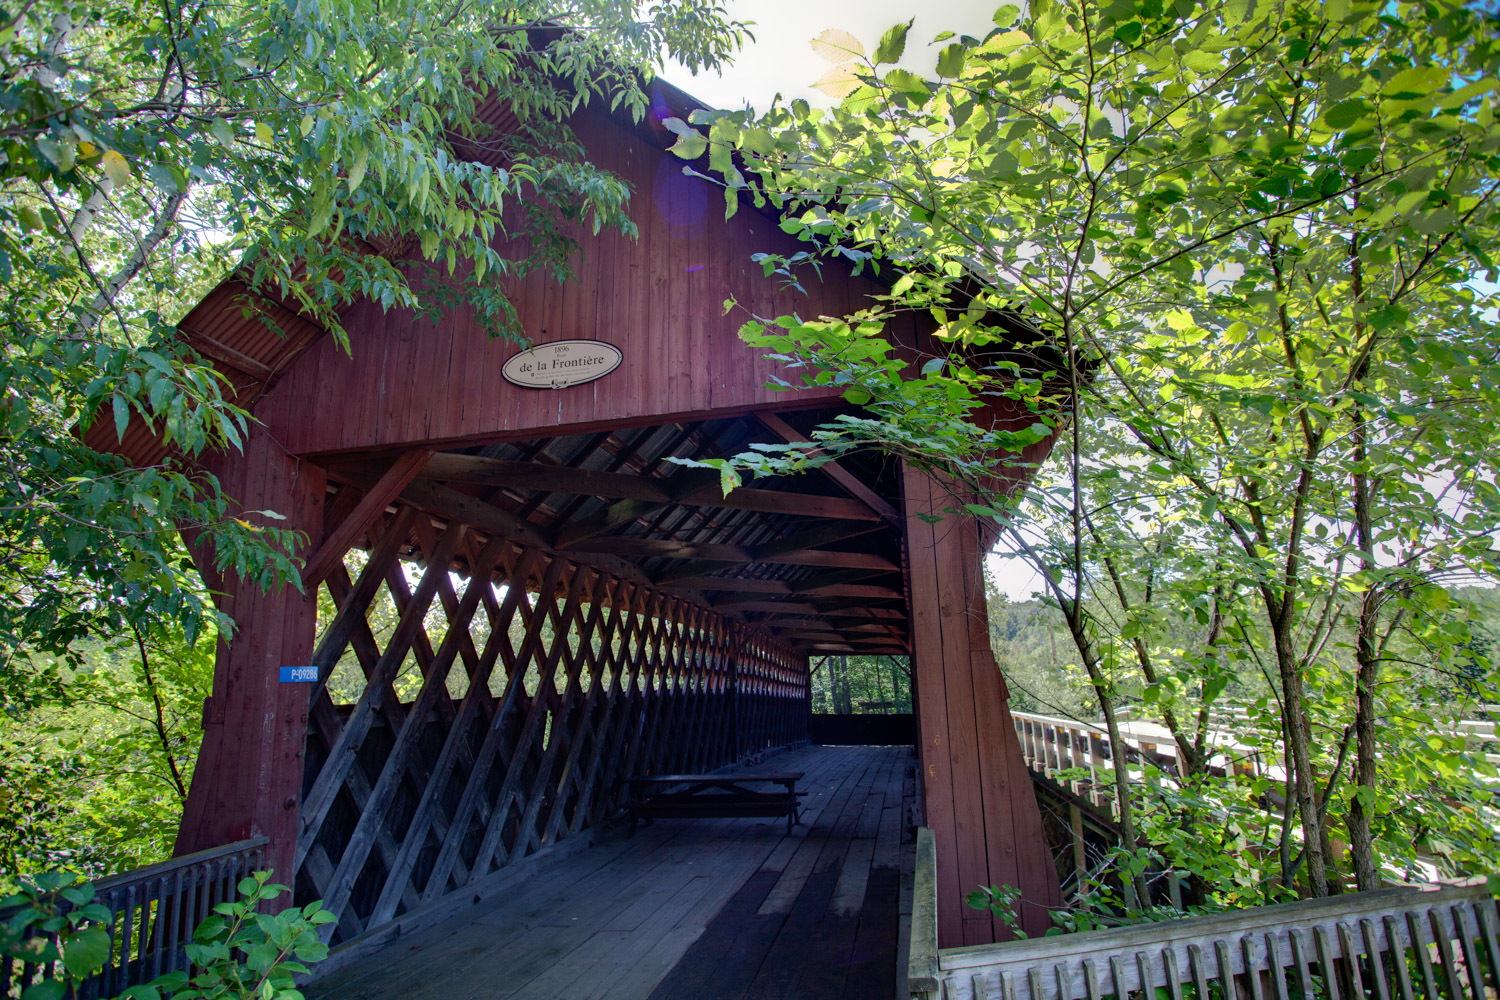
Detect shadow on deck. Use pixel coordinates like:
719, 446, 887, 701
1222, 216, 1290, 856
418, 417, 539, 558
305, 744, 917, 1000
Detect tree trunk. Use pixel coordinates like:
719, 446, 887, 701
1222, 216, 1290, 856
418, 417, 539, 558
1271, 616, 1329, 897
1346, 259, 1381, 890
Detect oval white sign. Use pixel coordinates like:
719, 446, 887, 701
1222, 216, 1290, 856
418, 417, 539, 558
501, 339, 623, 389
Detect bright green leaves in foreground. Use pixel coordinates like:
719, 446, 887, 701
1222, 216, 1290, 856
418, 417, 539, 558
1, 871, 335, 1000
0, 1, 748, 674
671, 0, 1500, 903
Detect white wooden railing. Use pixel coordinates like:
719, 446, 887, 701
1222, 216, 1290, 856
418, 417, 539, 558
908, 826, 1500, 1000
1010, 710, 1276, 805
1024, 706, 1500, 789
1011, 711, 1114, 811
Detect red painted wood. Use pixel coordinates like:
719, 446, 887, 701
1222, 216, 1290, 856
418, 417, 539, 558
251, 105, 870, 456
300, 449, 430, 588
902, 461, 1062, 948
174, 426, 325, 884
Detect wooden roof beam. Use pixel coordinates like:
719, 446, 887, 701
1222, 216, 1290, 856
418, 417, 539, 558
664, 575, 904, 600
755, 412, 900, 525
302, 449, 432, 588
653, 520, 883, 584
714, 600, 907, 617
565, 536, 898, 572
766, 621, 891, 635
422, 454, 881, 521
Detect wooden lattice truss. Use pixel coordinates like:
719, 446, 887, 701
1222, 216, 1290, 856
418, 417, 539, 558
295, 414, 909, 941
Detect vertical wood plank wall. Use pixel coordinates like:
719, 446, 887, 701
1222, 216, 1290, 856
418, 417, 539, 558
256, 105, 870, 457
902, 462, 1062, 947
176, 426, 327, 884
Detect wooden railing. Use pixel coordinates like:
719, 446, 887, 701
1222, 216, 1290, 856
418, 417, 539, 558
1012, 712, 1114, 811
907, 826, 1500, 1000
1011, 710, 1280, 812
1023, 707, 1499, 792
1, 836, 268, 999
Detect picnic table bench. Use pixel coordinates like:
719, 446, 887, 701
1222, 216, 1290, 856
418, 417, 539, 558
627, 772, 806, 835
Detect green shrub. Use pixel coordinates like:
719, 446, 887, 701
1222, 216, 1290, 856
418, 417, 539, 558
1, 871, 334, 1000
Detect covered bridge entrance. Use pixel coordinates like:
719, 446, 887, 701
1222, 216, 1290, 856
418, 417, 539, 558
86, 77, 1062, 980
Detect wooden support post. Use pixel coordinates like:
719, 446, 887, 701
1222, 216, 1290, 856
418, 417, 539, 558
176, 427, 326, 888
302, 449, 430, 588
902, 461, 1061, 946
1069, 804, 1087, 887
728, 650, 740, 761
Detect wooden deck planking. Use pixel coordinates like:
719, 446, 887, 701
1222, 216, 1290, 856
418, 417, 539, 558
307, 744, 913, 1000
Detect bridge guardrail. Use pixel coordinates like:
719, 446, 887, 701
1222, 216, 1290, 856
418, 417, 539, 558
907, 824, 1499, 1000
1, 836, 269, 999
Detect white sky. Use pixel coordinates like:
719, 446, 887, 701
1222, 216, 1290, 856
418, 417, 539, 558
659, 3, 1046, 601
658, 1, 999, 112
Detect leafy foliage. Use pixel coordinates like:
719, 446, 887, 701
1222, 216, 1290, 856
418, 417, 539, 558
670, 0, 1500, 907
809, 653, 911, 714
0, 625, 210, 882
0, 871, 333, 1000
151, 873, 334, 1000
0, 873, 115, 1000
0, 0, 748, 688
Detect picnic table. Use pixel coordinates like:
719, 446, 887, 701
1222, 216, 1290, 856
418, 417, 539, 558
627, 772, 806, 835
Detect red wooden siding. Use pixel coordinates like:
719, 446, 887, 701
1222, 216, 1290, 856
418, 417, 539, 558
258, 105, 871, 456
176, 425, 327, 882
903, 462, 1063, 947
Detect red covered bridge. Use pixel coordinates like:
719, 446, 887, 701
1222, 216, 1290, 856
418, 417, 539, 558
83, 76, 1064, 997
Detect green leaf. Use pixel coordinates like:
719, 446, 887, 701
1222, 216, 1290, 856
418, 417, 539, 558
112, 396, 130, 440
1323, 99, 1370, 130
306, 198, 334, 239
63, 925, 111, 977
210, 117, 235, 148
936, 43, 967, 78
22, 981, 65, 1000
882, 69, 929, 98
346, 148, 369, 193
810, 28, 865, 63
100, 150, 131, 187
813, 64, 861, 100
667, 131, 708, 161
874, 20, 911, 64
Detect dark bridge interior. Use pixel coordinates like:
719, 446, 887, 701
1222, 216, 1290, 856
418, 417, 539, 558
295, 409, 912, 945
317, 409, 911, 660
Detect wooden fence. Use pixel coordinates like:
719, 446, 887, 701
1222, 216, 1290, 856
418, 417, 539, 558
909, 827, 1500, 1000
1012, 712, 1114, 812
1, 836, 268, 999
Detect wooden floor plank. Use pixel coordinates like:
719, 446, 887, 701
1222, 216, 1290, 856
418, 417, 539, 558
839, 867, 901, 1000
756, 754, 873, 914
307, 745, 912, 1000
642, 871, 780, 1000
740, 866, 842, 1000
830, 838, 875, 918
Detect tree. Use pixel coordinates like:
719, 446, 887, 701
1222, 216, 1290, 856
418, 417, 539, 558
668, 0, 1500, 902
0, 626, 211, 881
0, 0, 749, 690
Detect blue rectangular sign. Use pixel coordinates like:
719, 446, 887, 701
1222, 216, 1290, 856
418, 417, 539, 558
280, 665, 318, 683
